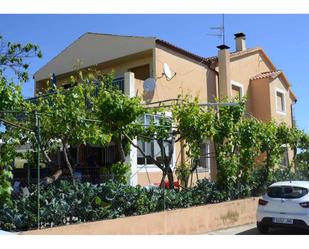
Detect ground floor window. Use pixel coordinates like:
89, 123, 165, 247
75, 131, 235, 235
197, 140, 211, 171
137, 114, 171, 165
281, 145, 289, 167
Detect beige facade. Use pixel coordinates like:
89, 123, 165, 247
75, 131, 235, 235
34, 32, 297, 186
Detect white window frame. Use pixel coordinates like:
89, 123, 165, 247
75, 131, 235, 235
275, 88, 287, 115
280, 144, 289, 167
136, 112, 176, 173
230, 80, 244, 98
196, 140, 211, 173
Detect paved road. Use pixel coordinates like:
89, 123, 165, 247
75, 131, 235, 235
208, 223, 309, 235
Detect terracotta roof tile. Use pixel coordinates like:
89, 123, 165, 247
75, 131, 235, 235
250, 70, 282, 80
204, 47, 262, 64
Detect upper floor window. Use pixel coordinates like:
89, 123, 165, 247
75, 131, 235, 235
275, 89, 286, 114
129, 64, 150, 81
231, 80, 244, 99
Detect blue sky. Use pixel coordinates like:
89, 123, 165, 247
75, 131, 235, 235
0, 14, 308, 132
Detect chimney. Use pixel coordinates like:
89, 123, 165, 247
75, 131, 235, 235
234, 32, 246, 51
217, 44, 231, 99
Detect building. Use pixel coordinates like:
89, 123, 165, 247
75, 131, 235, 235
33, 32, 297, 186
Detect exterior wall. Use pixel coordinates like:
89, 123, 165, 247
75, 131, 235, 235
229, 51, 274, 113
269, 77, 295, 165
137, 171, 210, 187
154, 45, 211, 103
269, 77, 293, 127
21, 197, 258, 235
137, 171, 164, 186
250, 78, 272, 122
152, 45, 217, 175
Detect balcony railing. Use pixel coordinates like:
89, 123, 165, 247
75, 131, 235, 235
28, 77, 125, 104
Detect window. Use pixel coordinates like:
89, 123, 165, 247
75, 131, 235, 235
232, 85, 241, 98
281, 145, 289, 167
129, 64, 150, 81
230, 81, 244, 99
62, 83, 72, 89
267, 186, 308, 199
275, 89, 286, 114
197, 140, 211, 171
137, 114, 171, 165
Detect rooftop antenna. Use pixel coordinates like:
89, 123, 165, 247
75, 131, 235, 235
207, 14, 225, 45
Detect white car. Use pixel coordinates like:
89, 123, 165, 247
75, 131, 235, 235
256, 181, 309, 234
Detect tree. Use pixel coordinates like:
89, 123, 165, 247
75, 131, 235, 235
173, 96, 216, 187
0, 35, 42, 206
25, 73, 111, 181
294, 132, 309, 179
96, 87, 180, 189
131, 112, 178, 189
95, 83, 146, 163
0, 35, 42, 82
211, 98, 247, 193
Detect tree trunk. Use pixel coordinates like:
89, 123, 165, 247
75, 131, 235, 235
167, 167, 174, 189
116, 133, 126, 163
160, 171, 167, 189
159, 137, 176, 190
293, 146, 297, 169
42, 169, 63, 186
63, 140, 75, 183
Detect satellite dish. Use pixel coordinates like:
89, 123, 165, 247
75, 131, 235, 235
144, 78, 156, 92
163, 63, 176, 80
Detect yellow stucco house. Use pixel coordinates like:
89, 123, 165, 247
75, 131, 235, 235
34, 32, 297, 186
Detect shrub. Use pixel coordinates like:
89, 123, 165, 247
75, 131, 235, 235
110, 162, 131, 184
1, 165, 307, 233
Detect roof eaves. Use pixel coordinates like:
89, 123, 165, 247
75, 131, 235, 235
34, 32, 89, 78
155, 39, 209, 66
34, 32, 157, 79
85, 32, 156, 40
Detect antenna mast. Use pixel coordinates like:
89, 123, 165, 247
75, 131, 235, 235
222, 14, 225, 44
208, 14, 226, 45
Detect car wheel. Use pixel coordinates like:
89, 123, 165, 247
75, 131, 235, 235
257, 223, 269, 234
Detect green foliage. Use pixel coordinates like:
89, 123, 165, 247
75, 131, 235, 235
173, 96, 215, 160
175, 163, 191, 188
0, 35, 42, 82
0, 181, 162, 231
96, 87, 146, 133
213, 98, 248, 191
27, 77, 111, 147
0, 71, 23, 112
110, 162, 131, 184
2, 160, 309, 233
0, 35, 40, 207
0, 144, 15, 208
95, 82, 146, 163
23, 74, 113, 178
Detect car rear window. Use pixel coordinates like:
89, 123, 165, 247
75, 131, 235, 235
267, 186, 308, 199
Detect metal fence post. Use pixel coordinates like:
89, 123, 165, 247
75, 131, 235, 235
35, 111, 41, 229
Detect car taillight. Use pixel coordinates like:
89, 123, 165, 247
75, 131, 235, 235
258, 199, 268, 206
299, 202, 309, 208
